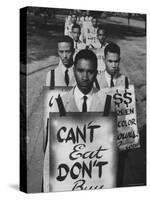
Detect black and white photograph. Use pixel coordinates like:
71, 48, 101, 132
20, 6, 146, 193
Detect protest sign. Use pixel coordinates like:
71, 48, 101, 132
86, 33, 97, 45
48, 112, 117, 192
43, 86, 72, 149
99, 85, 140, 151
44, 86, 72, 117
91, 48, 106, 73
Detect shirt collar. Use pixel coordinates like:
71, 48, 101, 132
74, 85, 93, 100
98, 41, 108, 48
59, 60, 74, 74
74, 40, 81, 44
105, 70, 117, 86
105, 69, 119, 79
105, 70, 111, 80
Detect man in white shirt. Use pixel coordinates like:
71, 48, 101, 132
85, 17, 98, 46
60, 49, 107, 112
46, 36, 76, 87
90, 17, 98, 34
64, 13, 77, 37
91, 26, 108, 73
71, 24, 86, 54
92, 26, 108, 49
97, 42, 129, 88
43, 49, 114, 192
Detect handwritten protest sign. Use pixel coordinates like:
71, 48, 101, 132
43, 86, 72, 148
99, 85, 140, 151
92, 48, 106, 73
48, 112, 117, 192
44, 86, 72, 116
86, 33, 97, 46
44, 86, 72, 121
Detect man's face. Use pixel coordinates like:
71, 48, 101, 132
58, 42, 74, 67
71, 15, 77, 24
97, 29, 106, 44
105, 52, 120, 76
92, 18, 97, 27
72, 28, 80, 42
74, 59, 97, 94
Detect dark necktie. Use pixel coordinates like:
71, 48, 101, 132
65, 69, 69, 86
110, 75, 114, 87
82, 96, 88, 112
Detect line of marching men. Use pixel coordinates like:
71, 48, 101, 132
43, 12, 131, 192
64, 12, 108, 73
46, 12, 129, 91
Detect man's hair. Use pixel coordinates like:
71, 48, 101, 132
57, 35, 74, 50
104, 42, 120, 57
71, 13, 77, 17
92, 17, 97, 21
97, 25, 106, 35
74, 49, 97, 69
72, 24, 81, 32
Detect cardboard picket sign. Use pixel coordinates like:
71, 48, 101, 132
92, 48, 106, 72
44, 86, 72, 118
43, 86, 73, 149
86, 33, 97, 46
99, 85, 140, 151
48, 112, 118, 192
43, 86, 72, 120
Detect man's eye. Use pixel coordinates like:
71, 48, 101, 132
88, 71, 94, 74
77, 69, 83, 72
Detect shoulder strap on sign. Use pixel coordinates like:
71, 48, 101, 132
43, 118, 49, 153
50, 69, 55, 89
56, 94, 66, 116
103, 95, 112, 116
125, 76, 129, 89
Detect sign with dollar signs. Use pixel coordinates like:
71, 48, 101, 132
113, 89, 132, 108
100, 85, 140, 151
